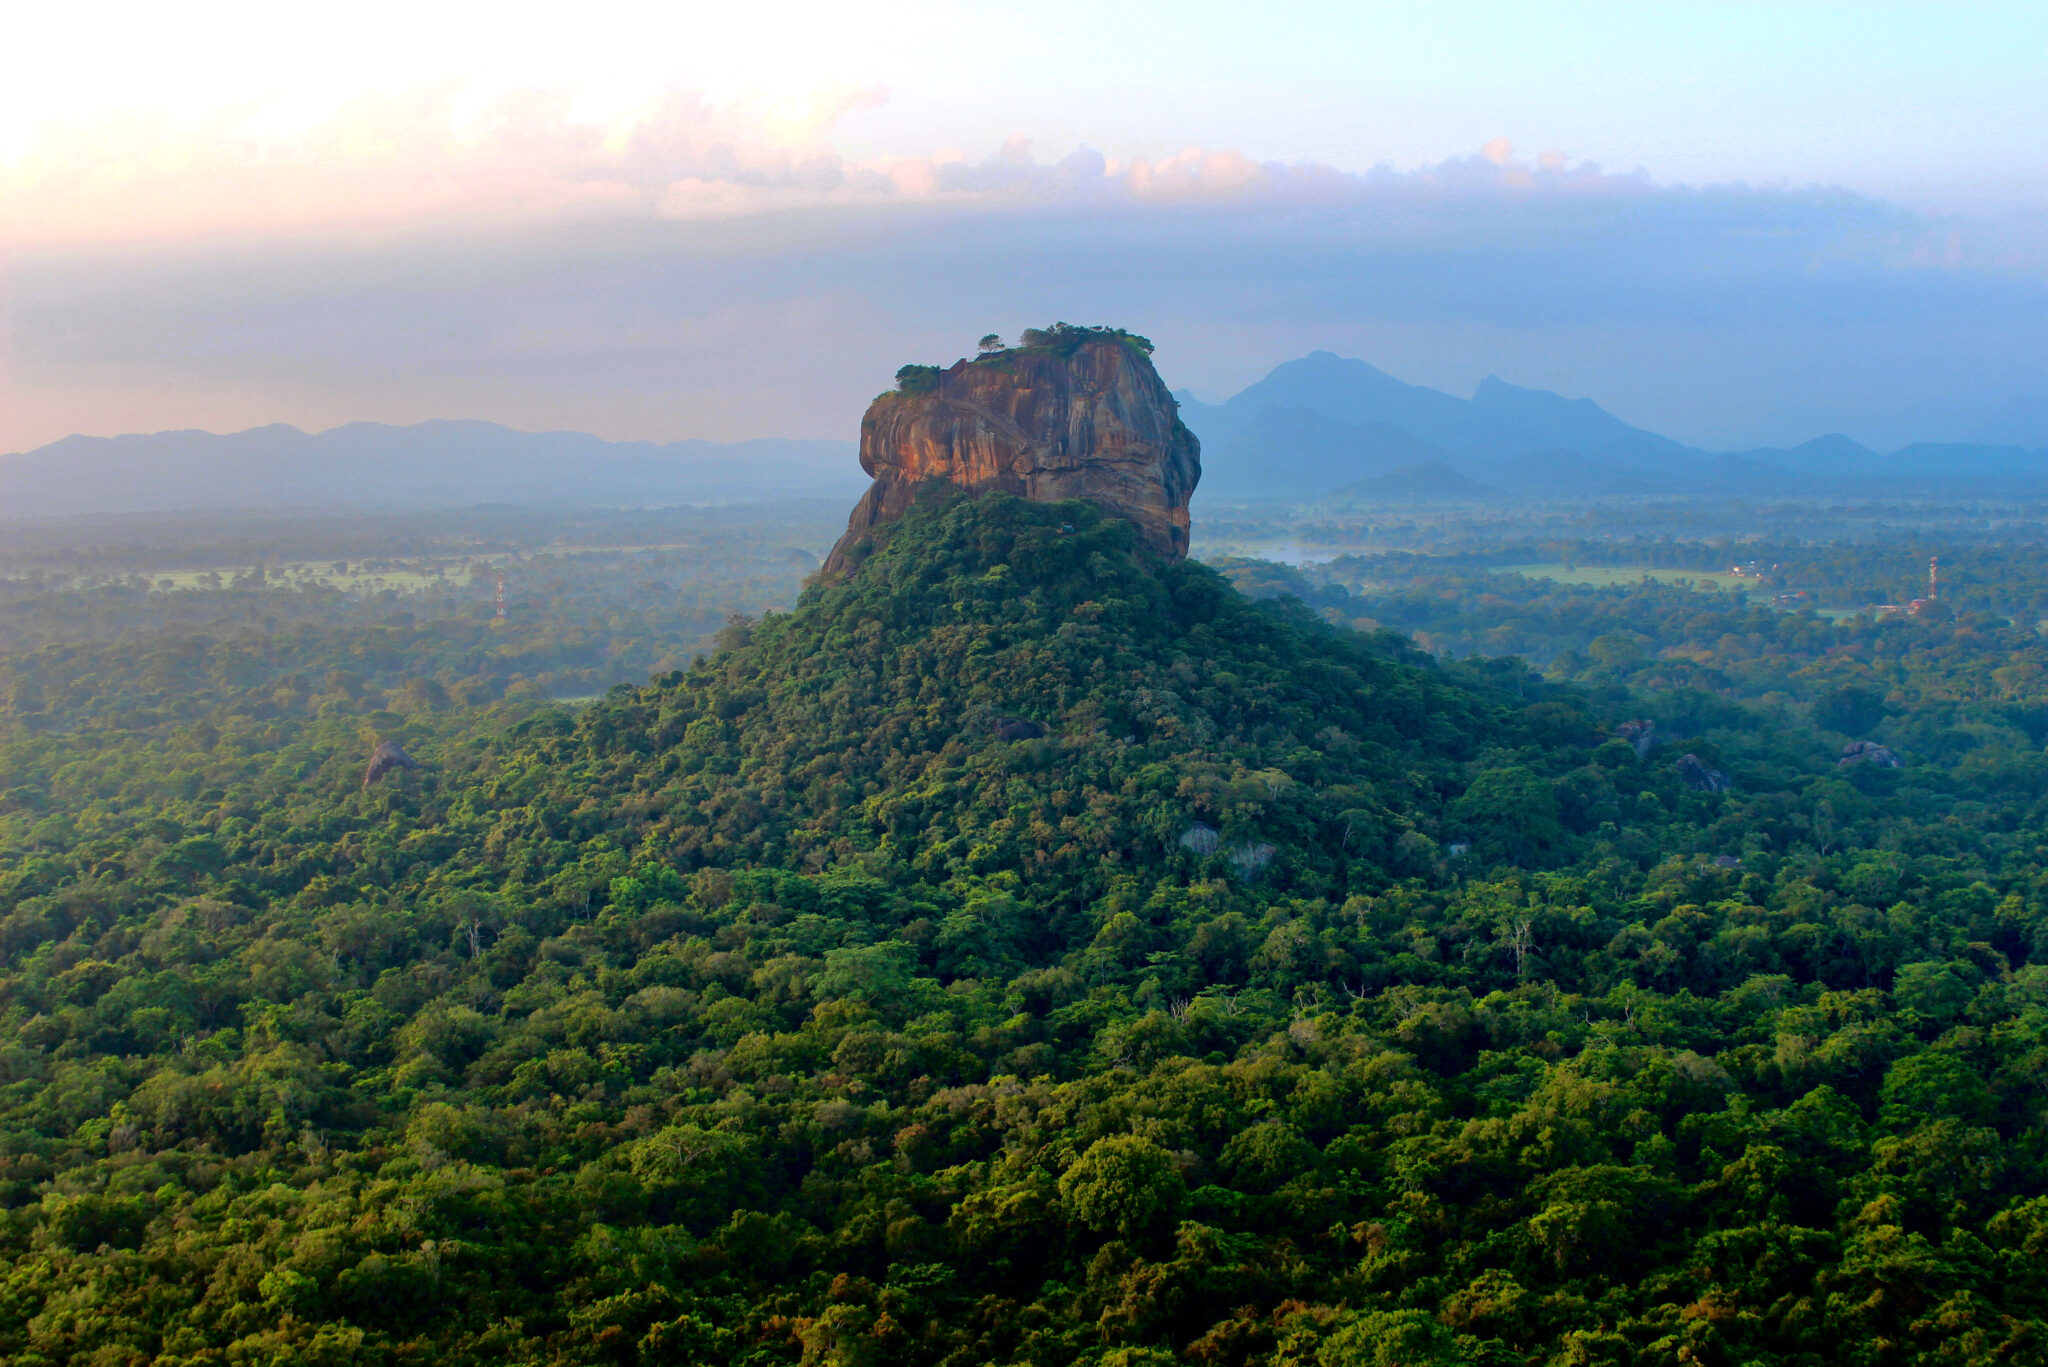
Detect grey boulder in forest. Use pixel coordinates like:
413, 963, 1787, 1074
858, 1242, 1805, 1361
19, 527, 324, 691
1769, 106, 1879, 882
363, 740, 419, 787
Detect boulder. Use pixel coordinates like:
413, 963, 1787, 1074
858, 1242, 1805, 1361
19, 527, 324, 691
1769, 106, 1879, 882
1839, 740, 1903, 768
1225, 842, 1278, 880
1176, 823, 1275, 880
363, 740, 419, 787
1675, 753, 1731, 793
822, 327, 1201, 576
1615, 719, 1657, 758
992, 717, 1047, 742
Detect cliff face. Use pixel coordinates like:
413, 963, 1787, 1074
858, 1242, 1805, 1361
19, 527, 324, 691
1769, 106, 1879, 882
822, 338, 1201, 576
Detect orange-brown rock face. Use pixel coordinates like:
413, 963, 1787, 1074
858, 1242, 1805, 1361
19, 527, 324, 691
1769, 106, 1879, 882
821, 338, 1201, 576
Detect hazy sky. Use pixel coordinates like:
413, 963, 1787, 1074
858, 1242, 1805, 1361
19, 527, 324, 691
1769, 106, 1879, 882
4, 0, 2045, 452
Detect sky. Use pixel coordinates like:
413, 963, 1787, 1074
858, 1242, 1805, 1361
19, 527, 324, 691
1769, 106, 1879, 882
4, 0, 2046, 454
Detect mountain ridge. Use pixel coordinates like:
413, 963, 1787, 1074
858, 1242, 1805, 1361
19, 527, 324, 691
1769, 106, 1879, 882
1180, 351, 1690, 463
13, 355, 2048, 518
1, 419, 863, 517
1179, 354, 2048, 503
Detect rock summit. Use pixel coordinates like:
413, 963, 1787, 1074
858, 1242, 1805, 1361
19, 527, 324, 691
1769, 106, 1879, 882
822, 325, 1201, 576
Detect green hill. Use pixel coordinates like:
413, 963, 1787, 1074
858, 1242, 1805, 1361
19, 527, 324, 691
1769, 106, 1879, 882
571, 494, 1515, 892
5, 495, 2048, 1365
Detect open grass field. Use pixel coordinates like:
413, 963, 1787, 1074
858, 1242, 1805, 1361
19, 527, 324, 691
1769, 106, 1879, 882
1505, 562, 1757, 591
130, 542, 808, 595
143, 560, 482, 593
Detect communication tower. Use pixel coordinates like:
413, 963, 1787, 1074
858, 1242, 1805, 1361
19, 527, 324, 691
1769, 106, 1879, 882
1929, 556, 1938, 601
494, 571, 506, 621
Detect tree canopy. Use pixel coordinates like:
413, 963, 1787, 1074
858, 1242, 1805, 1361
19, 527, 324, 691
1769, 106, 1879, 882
4, 494, 2048, 1363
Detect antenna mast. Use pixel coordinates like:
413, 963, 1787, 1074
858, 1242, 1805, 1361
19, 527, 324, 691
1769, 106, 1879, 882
494, 570, 507, 621
1929, 556, 1938, 601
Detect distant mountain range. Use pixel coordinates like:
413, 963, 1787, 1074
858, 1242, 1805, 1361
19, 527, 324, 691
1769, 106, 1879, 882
6, 355, 2045, 518
0, 421, 864, 518
1178, 351, 2048, 505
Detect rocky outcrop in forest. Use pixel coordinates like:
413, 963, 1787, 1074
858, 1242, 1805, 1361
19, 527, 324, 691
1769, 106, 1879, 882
822, 326, 1201, 576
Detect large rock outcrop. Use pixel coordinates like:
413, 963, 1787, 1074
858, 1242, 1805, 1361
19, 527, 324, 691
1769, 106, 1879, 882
822, 330, 1201, 576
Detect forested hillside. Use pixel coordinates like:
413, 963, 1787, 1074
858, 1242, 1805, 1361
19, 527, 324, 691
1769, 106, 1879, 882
6, 496, 2048, 1363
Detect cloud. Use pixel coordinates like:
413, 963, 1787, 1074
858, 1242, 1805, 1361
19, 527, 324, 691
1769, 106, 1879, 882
0, 83, 897, 246
3, 84, 2043, 454
14, 71, 2009, 269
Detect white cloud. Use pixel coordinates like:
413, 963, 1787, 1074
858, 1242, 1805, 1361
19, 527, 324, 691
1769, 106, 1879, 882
0, 83, 911, 246
4, 70, 2042, 455
16, 66, 1960, 253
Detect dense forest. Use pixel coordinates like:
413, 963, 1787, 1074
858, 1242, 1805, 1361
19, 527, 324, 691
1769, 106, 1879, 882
6, 494, 2048, 1363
